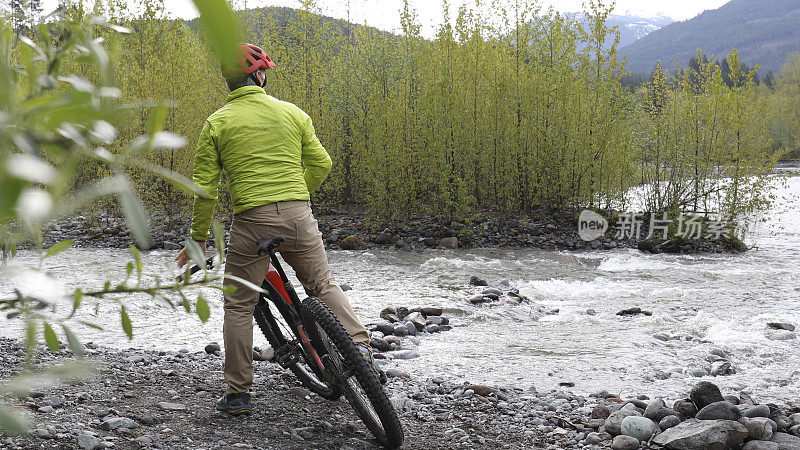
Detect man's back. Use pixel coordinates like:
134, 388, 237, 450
190, 86, 331, 241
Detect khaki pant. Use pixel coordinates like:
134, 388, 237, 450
222, 200, 369, 394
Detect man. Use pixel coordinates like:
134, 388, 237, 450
175, 43, 379, 415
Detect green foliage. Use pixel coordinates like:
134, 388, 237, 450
634, 50, 779, 216
0, 0, 238, 435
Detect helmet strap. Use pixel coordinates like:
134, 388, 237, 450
250, 72, 266, 88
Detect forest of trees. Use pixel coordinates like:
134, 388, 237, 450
4, 0, 797, 224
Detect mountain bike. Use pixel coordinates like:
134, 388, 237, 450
183, 236, 404, 449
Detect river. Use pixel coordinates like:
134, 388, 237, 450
2, 176, 799, 403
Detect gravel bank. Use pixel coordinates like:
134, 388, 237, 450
3, 337, 799, 449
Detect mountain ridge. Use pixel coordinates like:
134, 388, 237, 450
621, 0, 800, 74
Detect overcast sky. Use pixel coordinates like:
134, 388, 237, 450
160, 0, 731, 33
26, 0, 731, 34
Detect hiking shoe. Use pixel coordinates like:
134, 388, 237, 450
216, 392, 252, 415
357, 343, 387, 385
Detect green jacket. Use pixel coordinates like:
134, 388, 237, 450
189, 86, 331, 241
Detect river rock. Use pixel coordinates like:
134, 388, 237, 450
469, 295, 492, 304
100, 417, 137, 431
405, 312, 426, 330
420, 307, 442, 316
204, 342, 220, 354
592, 405, 611, 419
711, 360, 732, 376
653, 419, 748, 449
391, 350, 420, 360
426, 316, 445, 326
76, 432, 101, 450
653, 407, 681, 423
611, 434, 640, 450
469, 275, 488, 286
480, 287, 501, 296
743, 404, 772, 418
604, 410, 642, 436
690, 381, 725, 410
385, 368, 409, 379
660, 415, 682, 430
695, 401, 741, 421
403, 321, 417, 336
767, 322, 795, 332
384, 335, 401, 346
392, 323, 408, 337
741, 417, 776, 441
772, 432, 800, 447
616, 307, 652, 316
742, 441, 780, 450
395, 307, 409, 318
771, 414, 792, 431
790, 413, 800, 426
340, 235, 366, 250
374, 322, 395, 336
723, 395, 740, 405
620, 416, 655, 441
644, 399, 666, 421
673, 399, 698, 419
424, 324, 441, 333
465, 385, 493, 396
157, 402, 187, 411
379, 307, 398, 322
437, 237, 458, 249
370, 337, 391, 352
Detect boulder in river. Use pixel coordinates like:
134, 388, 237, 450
690, 381, 725, 410
469, 276, 488, 286
767, 322, 795, 332
420, 307, 443, 316
652, 419, 748, 449
616, 307, 652, 316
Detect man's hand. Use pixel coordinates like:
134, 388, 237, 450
175, 239, 206, 268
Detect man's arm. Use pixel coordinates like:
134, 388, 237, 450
189, 121, 222, 241
300, 114, 332, 193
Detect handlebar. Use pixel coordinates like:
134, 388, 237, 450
177, 256, 214, 283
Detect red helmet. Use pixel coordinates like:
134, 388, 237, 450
237, 43, 276, 74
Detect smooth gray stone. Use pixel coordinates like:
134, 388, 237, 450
620, 416, 655, 441
652, 419, 748, 450
695, 401, 741, 421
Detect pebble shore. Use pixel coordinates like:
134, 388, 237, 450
3, 335, 799, 449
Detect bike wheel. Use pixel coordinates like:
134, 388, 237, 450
254, 296, 341, 400
301, 297, 404, 449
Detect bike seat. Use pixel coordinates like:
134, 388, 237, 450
256, 236, 285, 256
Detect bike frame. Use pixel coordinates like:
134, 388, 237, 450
260, 250, 327, 376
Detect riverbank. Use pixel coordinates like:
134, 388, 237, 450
32, 207, 745, 255
3, 338, 800, 449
